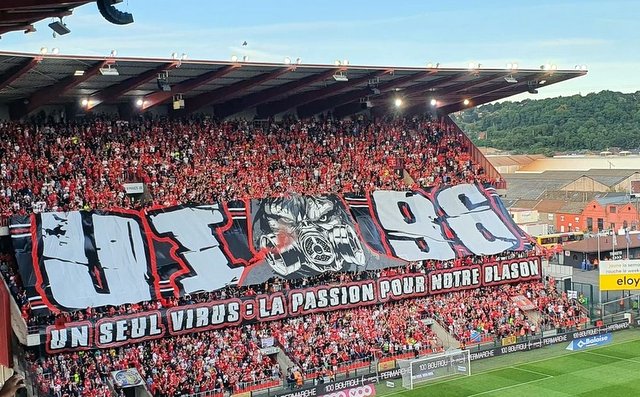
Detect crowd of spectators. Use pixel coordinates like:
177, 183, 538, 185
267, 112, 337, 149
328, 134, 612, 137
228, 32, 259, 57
0, 116, 495, 216
28, 324, 280, 397
273, 300, 442, 377
424, 281, 587, 344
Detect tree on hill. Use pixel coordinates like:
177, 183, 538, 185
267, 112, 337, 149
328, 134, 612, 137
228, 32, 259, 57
451, 90, 640, 155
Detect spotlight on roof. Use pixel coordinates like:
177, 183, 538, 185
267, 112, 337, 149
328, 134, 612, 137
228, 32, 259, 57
171, 52, 179, 59
110, 49, 118, 57
468, 62, 478, 70
181, 53, 188, 60
48, 19, 70, 36
504, 75, 518, 83
334, 60, 342, 66
284, 57, 291, 65
231, 55, 239, 62
99, 65, 119, 76
242, 55, 249, 62
51, 47, 60, 55
135, 98, 144, 107
343, 59, 349, 66
430, 99, 437, 106
295, 57, 302, 64
394, 98, 403, 108
463, 99, 470, 106
81, 98, 89, 107
506, 62, 518, 70
332, 72, 348, 82
39, 47, 48, 55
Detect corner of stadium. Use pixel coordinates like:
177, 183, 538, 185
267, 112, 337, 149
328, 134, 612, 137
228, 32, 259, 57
1, 2, 637, 397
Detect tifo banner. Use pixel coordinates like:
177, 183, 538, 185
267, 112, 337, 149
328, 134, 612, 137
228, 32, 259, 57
44, 259, 541, 353
9, 183, 530, 313
599, 260, 640, 291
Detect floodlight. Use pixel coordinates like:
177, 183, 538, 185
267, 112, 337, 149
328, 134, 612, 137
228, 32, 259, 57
81, 98, 89, 107
463, 99, 470, 106
110, 49, 117, 57
394, 98, 403, 108
48, 20, 70, 36
231, 55, 238, 62
136, 99, 144, 107
40, 47, 48, 55
284, 57, 291, 65
51, 48, 60, 55
295, 57, 302, 64
242, 55, 249, 62
430, 99, 437, 106
171, 52, 179, 59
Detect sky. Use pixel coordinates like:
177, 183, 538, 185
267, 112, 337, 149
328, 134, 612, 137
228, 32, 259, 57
1, 0, 638, 102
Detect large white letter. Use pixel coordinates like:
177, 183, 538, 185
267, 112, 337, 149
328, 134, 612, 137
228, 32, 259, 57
147, 205, 243, 294
436, 184, 521, 255
372, 191, 455, 261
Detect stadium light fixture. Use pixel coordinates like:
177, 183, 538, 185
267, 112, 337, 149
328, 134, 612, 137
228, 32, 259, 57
181, 53, 188, 60
332, 72, 348, 82
171, 52, 179, 60
343, 59, 349, 66
81, 98, 89, 107
136, 98, 144, 107
463, 99, 470, 106
242, 55, 249, 62
99, 65, 119, 76
581, 64, 587, 70
40, 47, 48, 55
51, 47, 60, 55
48, 19, 70, 36
74, 70, 85, 76
295, 57, 302, 64
539, 80, 547, 85
394, 98, 403, 108
504, 75, 518, 83
430, 99, 437, 106
231, 55, 239, 62
284, 57, 291, 65
110, 49, 118, 57
506, 62, 518, 70
468, 62, 478, 70
335, 60, 342, 66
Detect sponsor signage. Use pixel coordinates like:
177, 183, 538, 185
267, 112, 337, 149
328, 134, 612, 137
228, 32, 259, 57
123, 183, 144, 194
469, 320, 629, 361
566, 333, 612, 351
10, 183, 530, 314
44, 265, 540, 352
599, 260, 640, 291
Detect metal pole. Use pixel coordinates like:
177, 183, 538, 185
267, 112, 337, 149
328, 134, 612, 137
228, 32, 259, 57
598, 233, 602, 319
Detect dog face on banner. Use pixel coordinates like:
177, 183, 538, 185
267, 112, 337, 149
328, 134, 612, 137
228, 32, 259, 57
253, 195, 365, 277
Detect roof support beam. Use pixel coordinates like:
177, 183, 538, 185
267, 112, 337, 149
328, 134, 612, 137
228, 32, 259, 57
141, 65, 239, 111
87, 62, 177, 109
296, 71, 430, 118
0, 57, 40, 91
185, 67, 293, 114
437, 72, 549, 114
215, 69, 338, 118
14, 60, 107, 117
0, 1, 88, 10
256, 69, 385, 118
0, 9, 72, 23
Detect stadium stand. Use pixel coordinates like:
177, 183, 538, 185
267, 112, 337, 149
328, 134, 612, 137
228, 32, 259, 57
0, 117, 495, 216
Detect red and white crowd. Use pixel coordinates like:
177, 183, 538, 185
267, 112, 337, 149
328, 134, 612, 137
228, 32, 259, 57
0, 116, 583, 397
0, 116, 495, 216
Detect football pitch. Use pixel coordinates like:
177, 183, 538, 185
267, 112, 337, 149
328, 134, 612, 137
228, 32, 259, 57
377, 330, 640, 397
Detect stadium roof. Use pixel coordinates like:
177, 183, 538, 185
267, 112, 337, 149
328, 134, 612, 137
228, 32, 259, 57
0, 50, 587, 119
0, 1, 94, 37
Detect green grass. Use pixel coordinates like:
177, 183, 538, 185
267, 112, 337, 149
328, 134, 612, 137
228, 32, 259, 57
377, 330, 640, 397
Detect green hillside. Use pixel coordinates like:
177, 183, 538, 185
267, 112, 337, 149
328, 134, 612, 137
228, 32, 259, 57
451, 90, 640, 155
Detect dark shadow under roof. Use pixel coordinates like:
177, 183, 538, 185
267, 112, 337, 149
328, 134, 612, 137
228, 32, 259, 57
0, 51, 587, 118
